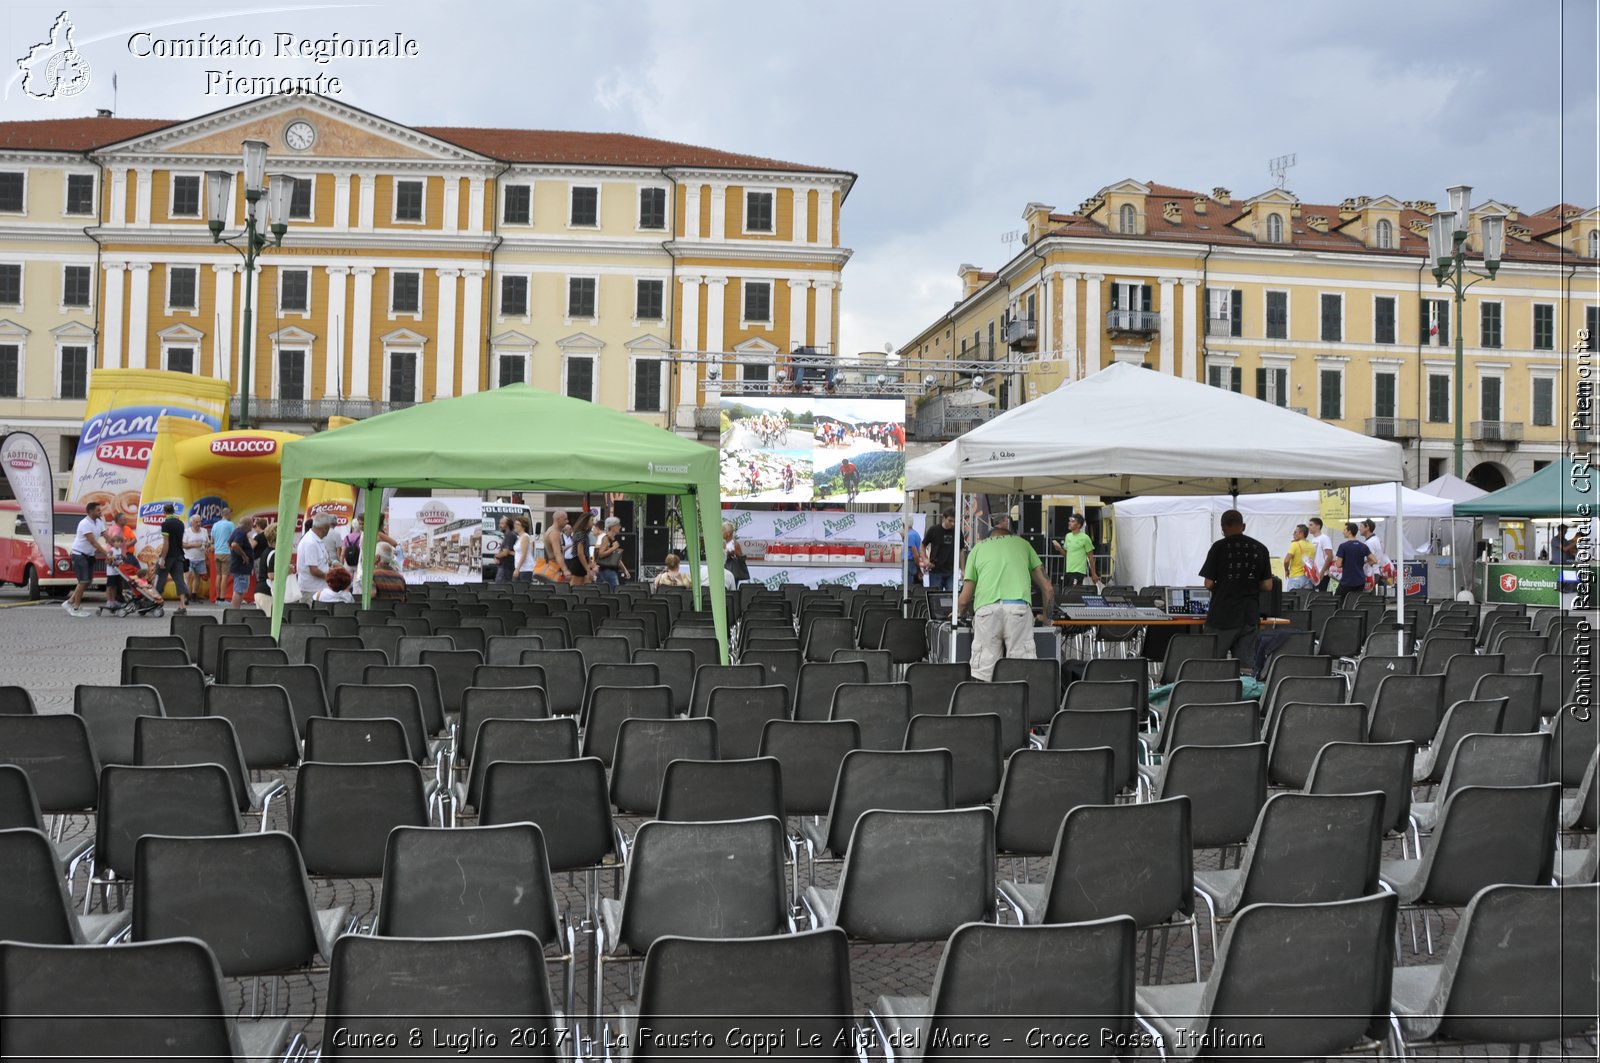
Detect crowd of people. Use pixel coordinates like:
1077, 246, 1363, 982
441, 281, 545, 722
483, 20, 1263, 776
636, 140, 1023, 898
813, 419, 904, 450
739, 412, 791, 448
1284, 516, 1393, 597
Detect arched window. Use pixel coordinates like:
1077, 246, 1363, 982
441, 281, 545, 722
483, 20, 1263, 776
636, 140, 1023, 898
1375, 219, 1393, 250
1119, 203, 1137, 234
1266, 213, 1284, 243
1589, 229, 1599, 259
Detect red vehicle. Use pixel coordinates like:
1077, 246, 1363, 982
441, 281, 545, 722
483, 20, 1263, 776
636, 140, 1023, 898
0, 501, 107, 599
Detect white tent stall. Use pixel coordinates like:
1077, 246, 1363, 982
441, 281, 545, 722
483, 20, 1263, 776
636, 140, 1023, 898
1110, 484, 1457, 590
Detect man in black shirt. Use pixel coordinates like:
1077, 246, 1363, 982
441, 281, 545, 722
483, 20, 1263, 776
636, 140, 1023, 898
1198, 509, 1272, 669
154, 503, 191, 614
922, 508, 957, 590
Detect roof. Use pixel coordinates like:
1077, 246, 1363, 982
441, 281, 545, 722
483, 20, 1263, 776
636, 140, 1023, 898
0, 115, 846, 175
1452, 458, 1593, 518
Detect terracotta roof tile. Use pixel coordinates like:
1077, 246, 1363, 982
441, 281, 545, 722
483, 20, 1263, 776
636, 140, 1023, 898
0, 117, 174, 151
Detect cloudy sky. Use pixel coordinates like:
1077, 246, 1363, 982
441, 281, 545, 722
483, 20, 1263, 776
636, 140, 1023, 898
3, 0, 1595, 357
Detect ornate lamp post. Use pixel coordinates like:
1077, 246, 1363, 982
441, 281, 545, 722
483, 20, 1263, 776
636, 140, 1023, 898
206, 140, 297, 429
1428, 185, 1504, 479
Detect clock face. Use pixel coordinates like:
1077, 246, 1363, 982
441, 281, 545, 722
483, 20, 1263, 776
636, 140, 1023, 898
285, 121, 316, 151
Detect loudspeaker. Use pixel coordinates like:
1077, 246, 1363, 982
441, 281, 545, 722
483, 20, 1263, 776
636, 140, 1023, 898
1020, 496, 1043, 535
1048, 506, 1074, 542
641, 496, 670, 566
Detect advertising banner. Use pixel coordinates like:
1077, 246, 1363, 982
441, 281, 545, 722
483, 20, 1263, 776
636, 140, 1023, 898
68, 368, 232, 524
746, 564, 903, 590
0, 432, 56, 570
722, 509, 924, 543
1318, 488, 1350, 530
1402, 560, 1428, 598
719, 396, 906, 504
390, 496, 483, 584
1480, 562, 1597, 607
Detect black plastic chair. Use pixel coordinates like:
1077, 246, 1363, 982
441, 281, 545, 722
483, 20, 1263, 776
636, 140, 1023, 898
687, 663, 767, 718
245, 663, 328, 739
1366, 672, 1445, 746
1410, 731, 1551, 832
0, 686, 37, 715
993, 746, 1115, 861
1154, 742, 1268, 853
993, 657, 1060, 728
0, 714, 100, 818
119, 645, 188, 685
950, 679, 1029, 753
1044, 706, 1142, 798
656, 757, 784, 822
793, 660, 870, 722
1264, 701, 1368, 789
581, 684, 673, 768
828, 681, 912, 751
1158, 633, 1220, 685
291, 760, 431, 878
631, 648, 696, 715
905, 661, 971, 716
419, 648, 483, 717
218, 645, 289, 687
134, 714, 286, 825
89, 763, 242, 911
304, 715, 413, 764
1412, 698, 1508, 785
129, 663, 206, 717
74, 684, 163, 766
798, 748, 952, 871
1307, 740, 1418, 852
1469, 671, 1542, 734
905, 712, 1002, 806
757, 718, 861, 817
609, 717, 718, 816
705, 684, 791, 760
0, 827, 127, 944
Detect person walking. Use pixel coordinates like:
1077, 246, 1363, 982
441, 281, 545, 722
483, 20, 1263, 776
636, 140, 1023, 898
904, 518, 924, 588
154, 504, 191, 614
512, 517, 536, 583
1359, 519, 1391, 595
538, 511, 568, 583
226, 517, 256, 609
208, 507, 235, 603
183, 514, 210, 600
64, 500, 109, 617
1307, 517, 1335, 592
1198, 509, 1273, 668
1058, 514, 1098, 588
1283, 524, 1316, 592
295, 513, 339, 604
1331, 522, 1372, 605
956, 513, 1053, 682
493, 516, 516, 584
922, 509, 957, 591
594, 516, 630, 589
566, 512, 595, 586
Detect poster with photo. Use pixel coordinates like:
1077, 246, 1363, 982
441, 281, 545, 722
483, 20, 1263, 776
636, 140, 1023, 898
809, 398, 906, 504
388, 496, 484, 584
718, 397, 815, 501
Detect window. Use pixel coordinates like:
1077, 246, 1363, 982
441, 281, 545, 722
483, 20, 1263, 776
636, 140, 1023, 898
1318, 368, 1343, 419
638, 187, 666, 230
62, 266, 91, 308
1374, 296, 1396, 344
0, 172, 23, 213
1591, 230, 1600, 259
635, 279, 664, 321
1255, 366, 1288, 407
565, 356, 595, 401
1207, 364, 1241, 392
1265, 290, 1288, 339
168, 266, 197, 310
1375, 218, 1393, 249
742, 280, 772, 324
633, 358, 663, 412
65, 174, 94, 215
1479, 302, 1502, 348
0, 344, 17, 397
0, 264, 18, 305
1110, 282, 1152, 314
745, 191, 774, 233
1118, 203, 1137, 234
394, 179, 424, 222
742, 361, 770, 384
1266, 213, 1284, 242
59, 435, 78, 471
391, 271, 420, 314
1427, 373, 1451, 423
59, 345, 88, 399
1532, 376, 1554, 426
288, 178, 312, 221
1533, 303, 1555, 350
277, 349, 307, 400
1420, 298, 1450, 345
278, 269, 308, 313
1207, 288, 1242, 337
502, 184, 531, 225
1374, 371, 1397, 419
1428, 457, 1447, 481
570, 186, 598, 227
388, 351, 418, 404
165, 347, 194, 374
1480, 375, 1502, 422
1319, 294, 1342, 342
170, 175, 200, 217
500, 275, 528, 317
1589, 306, 1600, 342
567, 277, 597, 319
496, 355, 526, 388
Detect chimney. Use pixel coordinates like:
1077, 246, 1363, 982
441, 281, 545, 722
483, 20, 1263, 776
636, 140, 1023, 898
1306, 216, 1329, 233
95, 109, 112, 118
1414, 201, 1436, 216
958, 264, 986, 300
1290, 204, 1303, 219
1022, 201, 1055, 242
1162, 201, 1182, 224
1192, 196, 1207, 215
1212, 187, 1232, 206
1337, 197, 1360, 221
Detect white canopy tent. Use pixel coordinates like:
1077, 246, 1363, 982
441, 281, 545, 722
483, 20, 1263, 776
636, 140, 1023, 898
906, 363, 1411, 637
1110, 484, 1456, 589
1417, 474, 1488, 503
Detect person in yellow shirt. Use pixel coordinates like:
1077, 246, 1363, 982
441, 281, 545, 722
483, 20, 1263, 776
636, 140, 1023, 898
1283, 523, 1316, 591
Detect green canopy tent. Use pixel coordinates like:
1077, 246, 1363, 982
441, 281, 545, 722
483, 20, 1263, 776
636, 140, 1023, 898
1451, 458, 1593, 519
271, 384, 729, 660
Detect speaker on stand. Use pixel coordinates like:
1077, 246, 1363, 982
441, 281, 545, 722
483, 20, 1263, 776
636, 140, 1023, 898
641, 495, 670, 568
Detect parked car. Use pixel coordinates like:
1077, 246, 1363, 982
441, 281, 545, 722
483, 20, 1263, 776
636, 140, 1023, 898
0, 502, 106, 598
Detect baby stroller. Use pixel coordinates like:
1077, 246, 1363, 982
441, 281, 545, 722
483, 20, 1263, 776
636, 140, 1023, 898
99, 555, 166, 618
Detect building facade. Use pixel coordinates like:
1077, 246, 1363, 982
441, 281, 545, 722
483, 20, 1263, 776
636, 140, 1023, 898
0, 95, 853, 496
903, 180, 1599, 488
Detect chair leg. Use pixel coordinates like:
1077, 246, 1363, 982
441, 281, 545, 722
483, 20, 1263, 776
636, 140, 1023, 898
1188, 915, 1203, 984
1154, 924, 1172, 983
1141, 927, 1154, 983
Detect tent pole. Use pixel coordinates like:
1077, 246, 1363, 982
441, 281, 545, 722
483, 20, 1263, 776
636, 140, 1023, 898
269, 476, 301, 639
953, 476, 963, 603
693, 485, 731, 665
1394, 480, 1406, 655
900, 491, 912, 616
360, 484, 381, 609
682, 492, 702, 611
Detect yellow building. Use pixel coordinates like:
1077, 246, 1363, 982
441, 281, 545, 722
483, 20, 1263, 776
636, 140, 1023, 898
0, 95, 853, 495
903, 180, 1599, 489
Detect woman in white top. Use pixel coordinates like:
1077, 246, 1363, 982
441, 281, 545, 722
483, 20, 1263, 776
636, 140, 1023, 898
513, 517, 537, 582
182, 514, 210, 598
1359, 519, 1389, 590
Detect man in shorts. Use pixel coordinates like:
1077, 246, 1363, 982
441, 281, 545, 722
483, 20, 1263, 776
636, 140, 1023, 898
227, 518, 257, 608
209, 507, 235, 603
64, 500, 108, 617
154, 503, 191, 614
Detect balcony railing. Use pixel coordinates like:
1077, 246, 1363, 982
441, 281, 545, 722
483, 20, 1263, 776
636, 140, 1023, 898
1365, 417, 1421, 440
695, 406, 724, 431
231, 396, 416, 422
911, 403, 999, 442
1105, 310, 1160, 334
1003, 317, 1037, 348
1290, 407, 1309, 416
1205, 317, 1235, 338
1471, 421, 1524, 445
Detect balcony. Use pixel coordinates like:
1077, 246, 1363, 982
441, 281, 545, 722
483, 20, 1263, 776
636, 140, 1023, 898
1105, 310, 1160, 335
1365, 417, 1420, 441
1003, 317, 1038, 350
1471, 421, 1524, 446
912, 393, 1000, 442
231, 397, 416, 423
695, 406, 724, 432
1205, 317, 1235, 339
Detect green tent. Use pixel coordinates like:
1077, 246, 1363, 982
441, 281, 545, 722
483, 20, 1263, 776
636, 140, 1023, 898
1451, 457, 1593, 519
271, 384, 728, 659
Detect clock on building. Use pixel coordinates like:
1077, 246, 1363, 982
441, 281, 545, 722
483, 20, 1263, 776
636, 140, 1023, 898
284, 121, 316, 151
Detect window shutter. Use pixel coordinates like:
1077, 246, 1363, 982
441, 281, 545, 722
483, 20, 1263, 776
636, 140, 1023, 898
1140, 285, 1152, 312
1231, 291, 1243, 336
1230, 367, 1242, 393
1255, 367, 1268, 398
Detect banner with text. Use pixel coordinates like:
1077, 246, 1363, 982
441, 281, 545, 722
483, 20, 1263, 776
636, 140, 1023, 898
0, 432, 56, 570
390, 496, 483, 584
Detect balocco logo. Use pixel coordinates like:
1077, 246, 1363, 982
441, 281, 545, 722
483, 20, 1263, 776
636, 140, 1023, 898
210, 436, 278, 457
417, 502, 452, 526
6, 457, 34, 469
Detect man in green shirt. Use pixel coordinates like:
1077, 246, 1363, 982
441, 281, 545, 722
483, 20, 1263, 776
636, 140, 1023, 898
1059, 514, 1098, 587
957, 514, 1054, 681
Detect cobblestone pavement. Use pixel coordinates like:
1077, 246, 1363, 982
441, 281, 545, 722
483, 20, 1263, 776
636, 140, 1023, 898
1, 590, 1589, 1059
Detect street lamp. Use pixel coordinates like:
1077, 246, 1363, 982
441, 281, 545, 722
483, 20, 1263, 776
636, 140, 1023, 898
207, 139, 298, 429
1428, 185, 1503, 479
